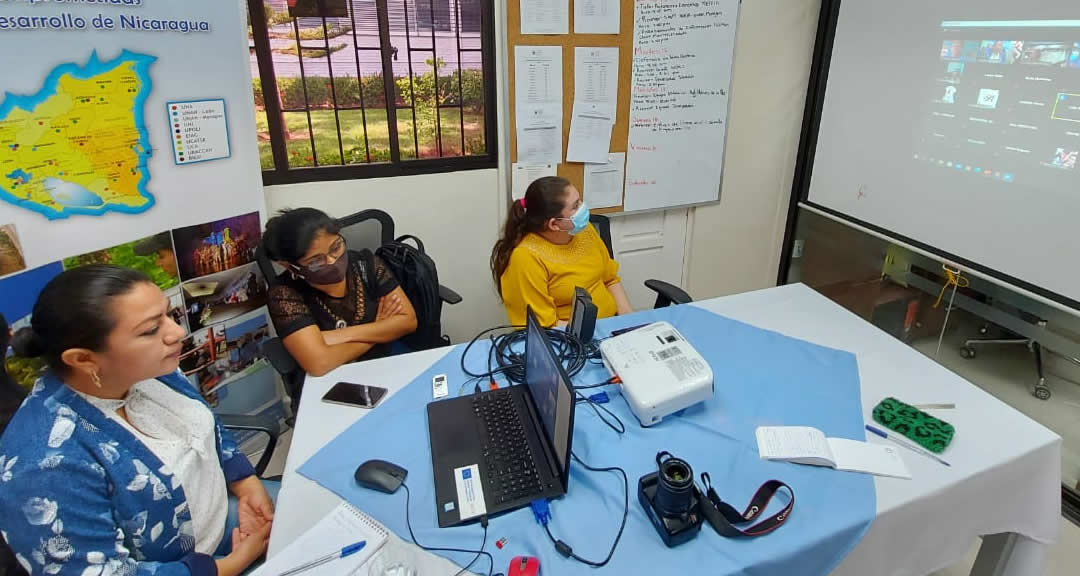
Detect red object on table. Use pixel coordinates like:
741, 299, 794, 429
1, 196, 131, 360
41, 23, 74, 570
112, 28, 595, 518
508, 556, 540, 576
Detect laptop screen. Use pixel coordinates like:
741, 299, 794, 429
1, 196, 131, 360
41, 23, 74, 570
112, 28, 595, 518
525, 308, 575, 481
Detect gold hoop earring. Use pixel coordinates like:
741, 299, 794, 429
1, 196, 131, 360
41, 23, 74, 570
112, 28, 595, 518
91, 371, 102, 389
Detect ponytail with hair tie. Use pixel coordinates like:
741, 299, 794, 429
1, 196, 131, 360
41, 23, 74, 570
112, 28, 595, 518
10, 328, 47, 360
490, 176, 572, 298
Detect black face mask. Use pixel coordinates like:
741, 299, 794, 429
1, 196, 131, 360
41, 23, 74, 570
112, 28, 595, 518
295, 254, 348, 285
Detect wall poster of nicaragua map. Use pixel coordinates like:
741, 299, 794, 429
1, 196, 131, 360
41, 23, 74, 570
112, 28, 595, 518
0, 0, 265, 277
0, 2, 282, 429
0, 50, 156, 220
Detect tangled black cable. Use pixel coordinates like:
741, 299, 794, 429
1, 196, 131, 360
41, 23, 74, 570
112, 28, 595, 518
460, 325, 589, 386
575, 391, 626, 435
457, 325, 629, 568
401, 483, 499, 576
543, 452, 629, 567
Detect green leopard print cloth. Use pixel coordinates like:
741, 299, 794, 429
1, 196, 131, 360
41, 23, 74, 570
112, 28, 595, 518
872, 397, 954, 454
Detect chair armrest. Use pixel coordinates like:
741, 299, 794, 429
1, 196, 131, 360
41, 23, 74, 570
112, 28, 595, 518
264, 338, 299, 375
219, 413, 281, 477
644, 279, 693, 309
263, 338, 308, 408
439, 284, 463, 305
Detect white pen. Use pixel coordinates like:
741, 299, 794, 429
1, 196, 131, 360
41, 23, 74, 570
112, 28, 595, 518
276, 541, 366, 576
865, 425, 950, 467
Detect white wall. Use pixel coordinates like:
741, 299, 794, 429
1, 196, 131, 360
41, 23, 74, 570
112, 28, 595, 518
684, 0, 821, 298
263, 170, 507, 342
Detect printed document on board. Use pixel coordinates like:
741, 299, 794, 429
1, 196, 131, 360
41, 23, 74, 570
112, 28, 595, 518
512, 163, 558, 200
574, 47, 619, 117
520, 0, 569, 35
566, 102, 613, 164
515, 46, 563, 164
575, 0, 620, 34
584, 153, 625, 208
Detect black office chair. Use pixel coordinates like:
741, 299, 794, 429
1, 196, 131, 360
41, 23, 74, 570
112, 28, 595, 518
256, 209, 462, 408
218, 413, 281, 478
337, 209, 463, 306
589, 214, 693, 309
252, 244, 307, 406
960, 316, 1053, 401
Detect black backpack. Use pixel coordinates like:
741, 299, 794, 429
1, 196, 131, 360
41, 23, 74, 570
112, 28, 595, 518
374, 235, 449, 350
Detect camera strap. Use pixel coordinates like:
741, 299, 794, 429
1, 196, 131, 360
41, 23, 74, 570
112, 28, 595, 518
697, 473, 794, 538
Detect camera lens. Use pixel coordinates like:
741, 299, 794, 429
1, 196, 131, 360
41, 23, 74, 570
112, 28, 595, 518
655, 452, 695, 517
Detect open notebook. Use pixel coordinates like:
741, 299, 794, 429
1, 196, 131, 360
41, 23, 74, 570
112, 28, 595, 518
756, 426, 911, 479
252, 502, 389, 576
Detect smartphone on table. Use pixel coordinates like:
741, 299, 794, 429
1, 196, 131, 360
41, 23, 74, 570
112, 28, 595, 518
321, 382, 388, 409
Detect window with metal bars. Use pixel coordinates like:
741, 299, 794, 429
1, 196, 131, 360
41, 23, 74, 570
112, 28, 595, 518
248, 0, 497, 185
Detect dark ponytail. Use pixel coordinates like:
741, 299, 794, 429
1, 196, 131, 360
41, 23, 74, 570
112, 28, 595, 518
10, 265, 153, 374
490, 176, 571, 298
0, 312, 12, 379
263, 207, 341, 264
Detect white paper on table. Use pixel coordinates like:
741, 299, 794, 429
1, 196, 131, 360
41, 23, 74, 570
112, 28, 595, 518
566, 102, 613, 164
520, 0, 568, 35
756, 426, 835, 465
574, 47, 619, 118
755, 426, 911, 479
829, 438, 912, 479
512, 163, 557, 200
583, 153, 625, 208
574, 0, 620, 34
251, 503, 388, 576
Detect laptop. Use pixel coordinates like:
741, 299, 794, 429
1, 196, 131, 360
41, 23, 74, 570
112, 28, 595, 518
426, 307, 576, 527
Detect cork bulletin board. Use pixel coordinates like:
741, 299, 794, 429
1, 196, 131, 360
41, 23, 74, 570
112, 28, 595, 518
507, 0, 740, 214
507, 0, 635, 213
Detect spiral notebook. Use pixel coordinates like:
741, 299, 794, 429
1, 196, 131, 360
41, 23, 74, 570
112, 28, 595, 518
756, 426, 911, 479
253, 502, 389, 575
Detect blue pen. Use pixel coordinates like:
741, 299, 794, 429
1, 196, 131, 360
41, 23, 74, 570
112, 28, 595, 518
276, 541, 366, 576
866, 425, 950, 467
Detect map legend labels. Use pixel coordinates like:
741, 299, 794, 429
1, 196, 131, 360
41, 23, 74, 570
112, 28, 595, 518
167, 99, 230, 165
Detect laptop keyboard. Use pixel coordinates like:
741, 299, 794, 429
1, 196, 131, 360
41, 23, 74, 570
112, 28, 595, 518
473, 390, 544, 505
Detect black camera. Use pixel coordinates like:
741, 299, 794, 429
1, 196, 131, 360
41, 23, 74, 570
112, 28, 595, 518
638, 451, 704, 547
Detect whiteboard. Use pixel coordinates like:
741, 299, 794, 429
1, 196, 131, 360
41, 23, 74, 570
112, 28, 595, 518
623, 0, 740, 212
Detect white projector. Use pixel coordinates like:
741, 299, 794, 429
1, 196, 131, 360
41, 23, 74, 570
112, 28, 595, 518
599, 321, 713, 427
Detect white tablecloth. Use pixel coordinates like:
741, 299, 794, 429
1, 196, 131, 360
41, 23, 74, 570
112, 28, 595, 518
268, 283, 1062, 576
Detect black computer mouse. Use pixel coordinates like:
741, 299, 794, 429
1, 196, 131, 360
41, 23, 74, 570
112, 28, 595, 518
354, 459, 408, 494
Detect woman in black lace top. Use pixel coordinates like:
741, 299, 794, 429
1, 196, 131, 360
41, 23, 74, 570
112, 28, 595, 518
263, 208, 417, 376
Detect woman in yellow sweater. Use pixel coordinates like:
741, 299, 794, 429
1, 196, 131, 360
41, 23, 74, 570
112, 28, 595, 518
491, 176, 633, 326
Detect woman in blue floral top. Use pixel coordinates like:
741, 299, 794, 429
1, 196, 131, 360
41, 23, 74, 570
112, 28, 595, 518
0, 265, 274, 576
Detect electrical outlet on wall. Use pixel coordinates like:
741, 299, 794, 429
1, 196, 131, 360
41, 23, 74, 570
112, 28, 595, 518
792, 239, 805, 259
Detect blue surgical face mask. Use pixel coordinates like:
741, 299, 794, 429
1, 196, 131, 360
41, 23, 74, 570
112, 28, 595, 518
558, 201, 590, 236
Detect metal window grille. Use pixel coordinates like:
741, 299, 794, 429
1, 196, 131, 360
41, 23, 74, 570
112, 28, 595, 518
248, 0, 497, 185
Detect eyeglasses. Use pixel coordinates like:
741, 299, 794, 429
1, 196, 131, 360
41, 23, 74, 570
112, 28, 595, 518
296, 235, 346, 273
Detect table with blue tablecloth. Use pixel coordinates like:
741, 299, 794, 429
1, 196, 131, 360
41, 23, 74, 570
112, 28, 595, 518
269, 284, 1061, 576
